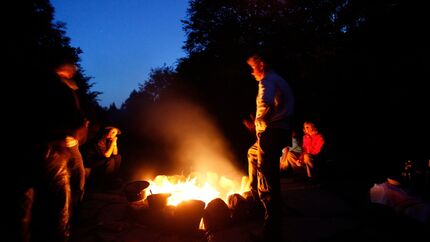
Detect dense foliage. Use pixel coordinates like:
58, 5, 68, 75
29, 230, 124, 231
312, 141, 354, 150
123, 0, 429, 174
9, 0, 428, 177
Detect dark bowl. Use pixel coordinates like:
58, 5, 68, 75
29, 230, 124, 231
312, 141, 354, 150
124, 181, 150, 202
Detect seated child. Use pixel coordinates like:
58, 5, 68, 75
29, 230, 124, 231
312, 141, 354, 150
280, 121, 325, 179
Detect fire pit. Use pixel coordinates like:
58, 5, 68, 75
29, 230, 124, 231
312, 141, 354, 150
129, 172, 250, 231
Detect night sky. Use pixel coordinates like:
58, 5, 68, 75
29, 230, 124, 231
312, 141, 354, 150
51, 0, 189, 107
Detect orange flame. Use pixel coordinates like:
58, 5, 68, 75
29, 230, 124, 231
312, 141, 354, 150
147, 171, 249, 206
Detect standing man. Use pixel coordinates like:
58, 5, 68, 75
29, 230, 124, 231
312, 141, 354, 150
245, 52, 294, 241
11, 60, 89, 242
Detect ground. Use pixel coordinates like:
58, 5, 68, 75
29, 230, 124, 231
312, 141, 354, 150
70, 162, 428, 242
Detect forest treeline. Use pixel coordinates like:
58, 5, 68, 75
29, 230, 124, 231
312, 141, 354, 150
7, 0, 429, 178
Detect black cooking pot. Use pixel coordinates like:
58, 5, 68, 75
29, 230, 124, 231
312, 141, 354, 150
147, 193, 171, 209
124, 180, 150, 202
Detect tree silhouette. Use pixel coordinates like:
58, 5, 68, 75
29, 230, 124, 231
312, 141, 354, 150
175, 0, 428, 171
7, 1, 102, 137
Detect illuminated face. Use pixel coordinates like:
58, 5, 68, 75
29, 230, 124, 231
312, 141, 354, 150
303, 122, 316, 135
247, 57, 265, 81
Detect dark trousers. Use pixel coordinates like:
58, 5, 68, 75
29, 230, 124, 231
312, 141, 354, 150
257, 128, 291, 240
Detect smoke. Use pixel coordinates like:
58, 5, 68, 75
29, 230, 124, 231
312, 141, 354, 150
140, 97, 246, 182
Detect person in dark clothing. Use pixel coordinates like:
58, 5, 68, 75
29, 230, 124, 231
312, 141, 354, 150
10, 61, 88, 242
245, 53, 295, 241
53, 62, 88, 209
84, 126, 122, 191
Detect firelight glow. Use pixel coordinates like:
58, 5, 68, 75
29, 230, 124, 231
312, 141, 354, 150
147, 172, 249, 206
130, 98, 249, 206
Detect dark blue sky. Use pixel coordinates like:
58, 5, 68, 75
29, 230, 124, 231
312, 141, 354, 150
51, 0, 189, 107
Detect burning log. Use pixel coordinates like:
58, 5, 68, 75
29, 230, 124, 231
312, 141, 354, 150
173, 199, 205, 232
227, 193, 249, 223
203, 198, 231, 232
126, 172, 250, 233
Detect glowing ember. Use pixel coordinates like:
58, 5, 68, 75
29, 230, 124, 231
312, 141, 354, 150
147, 171, 249, 206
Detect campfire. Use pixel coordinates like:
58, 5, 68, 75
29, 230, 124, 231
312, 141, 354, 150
146, 171, 249, 206
125, 171, 258, 233
123, 100, 262, 233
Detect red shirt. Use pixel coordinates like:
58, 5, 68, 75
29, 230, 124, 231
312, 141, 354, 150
302, 133, 324, 156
